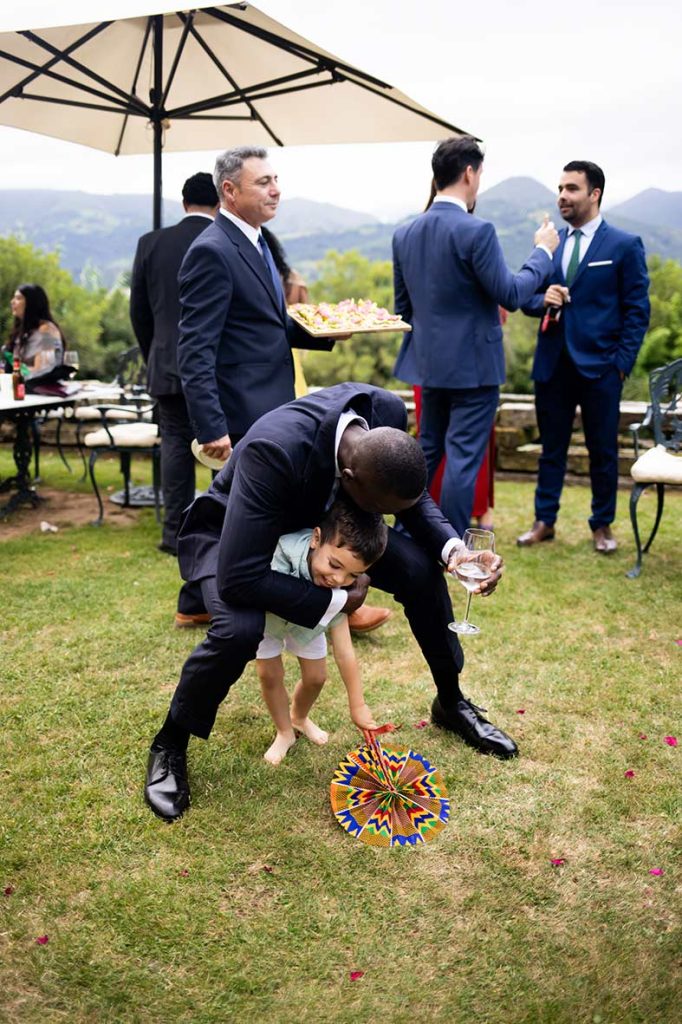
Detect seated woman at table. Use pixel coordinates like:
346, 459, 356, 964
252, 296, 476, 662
6, 283, 65, 378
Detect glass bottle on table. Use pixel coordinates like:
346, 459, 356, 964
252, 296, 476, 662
448, 528, 495, 636
12, 356, 25, 401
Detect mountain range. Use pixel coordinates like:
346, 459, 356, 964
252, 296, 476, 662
0, 179, 680, 287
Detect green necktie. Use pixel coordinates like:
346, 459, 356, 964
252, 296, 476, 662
565, 229, 582, 286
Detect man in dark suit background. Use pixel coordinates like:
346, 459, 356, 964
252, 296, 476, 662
129, 172, 218, 555
517, 161, 650, 553
392, 136, 559, 537
175, 146, 391, 635
144, 383, 517, 822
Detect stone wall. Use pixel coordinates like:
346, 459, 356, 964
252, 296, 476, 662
496, 394, 650, 477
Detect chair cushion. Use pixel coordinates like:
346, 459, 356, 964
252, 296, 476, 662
75, 406, 139, 422
631, 444, 682, 485
84, 423, 160, 448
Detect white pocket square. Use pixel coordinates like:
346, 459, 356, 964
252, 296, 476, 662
587, 260, 613, 267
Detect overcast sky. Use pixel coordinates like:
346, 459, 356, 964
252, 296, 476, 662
0, 0, 680, 222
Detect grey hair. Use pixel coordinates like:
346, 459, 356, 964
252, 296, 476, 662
213, 146, 268, 195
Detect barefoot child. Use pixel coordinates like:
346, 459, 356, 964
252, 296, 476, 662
256, 498, 388, 764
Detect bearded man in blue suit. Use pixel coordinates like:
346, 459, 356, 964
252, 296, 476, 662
518, 161, 650, 553
392, 136, 559, 537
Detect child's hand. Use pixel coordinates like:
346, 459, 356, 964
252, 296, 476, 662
351, 703, 378, 731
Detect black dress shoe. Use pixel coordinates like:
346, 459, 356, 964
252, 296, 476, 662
144, 746, 190, 821
431, 697, 518, 759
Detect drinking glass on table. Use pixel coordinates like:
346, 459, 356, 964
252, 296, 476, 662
448, 528, 495, 636
64, 351, 79, 373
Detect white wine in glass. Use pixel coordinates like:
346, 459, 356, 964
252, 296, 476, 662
64, 351, 79, 374
448, 528, 495, 636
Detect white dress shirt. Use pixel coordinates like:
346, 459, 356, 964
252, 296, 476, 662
561, 214, 603, 278
219, 207, 261, 249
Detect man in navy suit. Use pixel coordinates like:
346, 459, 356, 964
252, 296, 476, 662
517, 161, 650, 553
130, 172, 218, 555
144, 384, 518, 822
392, 136, 559, 536
177, 146, 333, 464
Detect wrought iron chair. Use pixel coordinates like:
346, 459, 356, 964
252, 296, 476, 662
626, 357, 682, 578
54, 345, 150, 479
83, 398, 161, 526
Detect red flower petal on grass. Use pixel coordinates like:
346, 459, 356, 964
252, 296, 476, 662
35, 935, 49, 945
638, 733, 648, 740
179, 869, 189, 877
262, 865, 274, 874
624, 770, 635, 778
664, 736, 678, 747
415, 720, 429, 729
649, 868, 664, 876
349, 971, 365, 981
516, 709, 526, 715
3, 886, 14, 896
550, 858, 566, 867
674, 639, 682, 646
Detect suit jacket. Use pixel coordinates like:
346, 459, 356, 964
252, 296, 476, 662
177, 382, 458, 627
129, 214, 213, 397
522, 220, 650, 381
392, 202, 553, 388
177, 214, 334, 442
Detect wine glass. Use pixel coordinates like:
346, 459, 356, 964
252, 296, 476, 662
448, 528, 495, 636
64, 351, 79, 375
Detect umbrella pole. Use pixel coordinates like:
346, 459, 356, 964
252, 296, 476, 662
152, 14, 163, 229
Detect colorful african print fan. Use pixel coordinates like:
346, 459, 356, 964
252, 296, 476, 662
330, 728, 450, 847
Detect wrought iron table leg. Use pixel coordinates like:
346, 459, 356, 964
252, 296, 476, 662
0, 413, 41, 520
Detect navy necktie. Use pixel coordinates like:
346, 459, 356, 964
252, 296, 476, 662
258, 234, 286, 312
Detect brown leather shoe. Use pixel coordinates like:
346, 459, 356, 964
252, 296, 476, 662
174, 611, 211, 629
592, 526, 617, 554
348, 605, 392, 634
516, 520, 555, 547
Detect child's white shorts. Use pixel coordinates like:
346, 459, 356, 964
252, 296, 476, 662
256, 630, 328, 661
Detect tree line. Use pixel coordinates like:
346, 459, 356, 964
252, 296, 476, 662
1, 235, 680, 399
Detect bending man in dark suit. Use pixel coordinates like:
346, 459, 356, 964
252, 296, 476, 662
144, 383, 518, 822
130, 172, 219, 555
518, 161, 650, 553
392, 136, 559, 537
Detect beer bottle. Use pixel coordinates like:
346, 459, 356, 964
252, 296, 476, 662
12, 356, 25, 401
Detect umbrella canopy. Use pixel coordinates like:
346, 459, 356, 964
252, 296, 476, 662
0, 2, 472, 226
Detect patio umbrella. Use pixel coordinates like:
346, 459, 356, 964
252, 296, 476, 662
0, 2, 472, 227
330, 729, 450, 848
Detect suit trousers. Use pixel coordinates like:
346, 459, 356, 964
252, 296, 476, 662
170, 526, 465, 739
534, 346, 623, 531
157, 393, 196, 550
419, 385, 500, 538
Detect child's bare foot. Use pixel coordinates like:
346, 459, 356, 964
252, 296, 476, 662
291, 717, 329, 746
264, 730, 297, 765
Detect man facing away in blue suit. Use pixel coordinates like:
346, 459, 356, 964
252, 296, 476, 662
392, 136, 559, 537
517, 161, 650, 553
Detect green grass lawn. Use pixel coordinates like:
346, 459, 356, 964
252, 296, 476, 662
1, 451, 680, 1024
